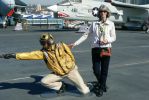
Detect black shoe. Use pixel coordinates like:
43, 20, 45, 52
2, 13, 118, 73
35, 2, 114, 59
87, 81, 98, 92
102, 86, 107, 92
92, 83, 103, 97
101, 85, 108, 92
56, 83, 66, 94
92, 81, 98, 87
94, 88, 103, 97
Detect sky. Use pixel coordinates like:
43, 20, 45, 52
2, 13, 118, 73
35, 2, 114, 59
21, 0, 62, 5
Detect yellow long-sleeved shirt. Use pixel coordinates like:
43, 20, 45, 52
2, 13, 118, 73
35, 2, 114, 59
16, 43, 75, 76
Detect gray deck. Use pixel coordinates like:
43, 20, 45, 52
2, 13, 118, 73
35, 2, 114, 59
0, 27, 149, 100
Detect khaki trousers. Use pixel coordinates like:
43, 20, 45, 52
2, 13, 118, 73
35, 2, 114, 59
41, 65, 90, 94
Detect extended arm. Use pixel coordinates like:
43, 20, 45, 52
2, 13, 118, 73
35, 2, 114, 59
74, 32, 89, 46
69, 24, 93, 48
2, 51, 44, 60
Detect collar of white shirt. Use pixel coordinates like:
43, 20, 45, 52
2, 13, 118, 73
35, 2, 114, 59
96, 19, 111, 25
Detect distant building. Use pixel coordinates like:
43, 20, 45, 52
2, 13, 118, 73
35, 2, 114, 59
36, 4, 42, 11
115, 0, 149, 4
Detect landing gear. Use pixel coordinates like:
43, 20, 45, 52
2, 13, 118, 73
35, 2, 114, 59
142, 25, 148, 31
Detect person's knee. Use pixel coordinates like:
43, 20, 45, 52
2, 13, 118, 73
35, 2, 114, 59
41, 78, 49, 86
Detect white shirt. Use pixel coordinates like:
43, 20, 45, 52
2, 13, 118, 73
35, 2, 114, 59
74, 19, 116, 48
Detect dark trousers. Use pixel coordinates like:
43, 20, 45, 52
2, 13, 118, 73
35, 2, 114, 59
92, 48, 110, 87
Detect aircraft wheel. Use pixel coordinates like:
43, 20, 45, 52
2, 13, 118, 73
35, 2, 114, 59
142, 25, 147, 31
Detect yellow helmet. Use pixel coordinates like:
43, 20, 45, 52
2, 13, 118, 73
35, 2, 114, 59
40, 33, 53, 41
40, 33, 54, 45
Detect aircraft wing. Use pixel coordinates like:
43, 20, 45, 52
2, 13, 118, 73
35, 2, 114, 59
111, 1, 149, 9
62, 17, 98, 21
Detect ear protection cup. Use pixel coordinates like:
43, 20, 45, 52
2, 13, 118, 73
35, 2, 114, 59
40, 33, 54, 45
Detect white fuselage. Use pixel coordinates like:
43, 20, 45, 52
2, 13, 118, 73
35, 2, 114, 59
48, 0, 149, 27
48, 0, 123, 22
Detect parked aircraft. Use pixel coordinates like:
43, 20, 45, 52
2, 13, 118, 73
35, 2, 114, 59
0, 0, 27, 27
48, 0, 149, 30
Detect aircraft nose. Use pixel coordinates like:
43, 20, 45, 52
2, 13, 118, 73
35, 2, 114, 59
47, 5, 58, 12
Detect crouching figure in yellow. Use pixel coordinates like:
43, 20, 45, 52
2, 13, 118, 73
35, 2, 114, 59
2, 33, 90, 95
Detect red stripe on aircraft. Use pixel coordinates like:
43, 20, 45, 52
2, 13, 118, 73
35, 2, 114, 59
58, 12, 69, 17
7, 9, 14, 16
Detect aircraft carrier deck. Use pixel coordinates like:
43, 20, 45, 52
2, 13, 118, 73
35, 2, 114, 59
0, 27, 149, 100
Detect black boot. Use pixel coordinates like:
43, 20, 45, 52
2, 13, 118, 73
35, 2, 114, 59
95, 89, 103, 97
100, 84, 108, 92
93, 83, 103, 97
56, 82, 66, 94
95, 84, 109, 97
102, 85, 108, 92
87, 81, 98, 92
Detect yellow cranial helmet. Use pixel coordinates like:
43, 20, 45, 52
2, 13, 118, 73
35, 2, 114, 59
40, 33, 53, 41
40, 33, 54, 45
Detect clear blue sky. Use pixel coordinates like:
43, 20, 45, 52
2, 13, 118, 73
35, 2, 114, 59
21, 0, 62, 5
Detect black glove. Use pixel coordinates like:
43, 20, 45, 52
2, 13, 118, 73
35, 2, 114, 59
3, 53, 16, 59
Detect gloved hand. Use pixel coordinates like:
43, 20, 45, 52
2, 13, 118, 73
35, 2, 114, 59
68, 43, 75, 49
3, 53, 16, 59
